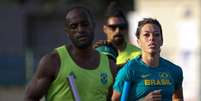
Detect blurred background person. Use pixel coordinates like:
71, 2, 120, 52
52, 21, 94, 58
95, 1, 141, 69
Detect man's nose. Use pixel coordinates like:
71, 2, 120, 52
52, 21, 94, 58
77, 25, 84, 32
114, 27, 120, 34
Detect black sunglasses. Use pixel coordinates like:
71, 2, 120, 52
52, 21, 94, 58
107, 24, 128, 31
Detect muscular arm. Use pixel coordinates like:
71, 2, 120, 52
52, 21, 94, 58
24, 52, 59, 101
107, 59, 117, 101
172, 86, 184, 101
109, 59, 117, 79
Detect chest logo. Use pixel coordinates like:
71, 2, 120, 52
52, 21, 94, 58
159, 72, 170, 79
100, 73, 108, 85
141, 74, 151, 78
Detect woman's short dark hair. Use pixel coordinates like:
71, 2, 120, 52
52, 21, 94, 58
136, 18, 163, 40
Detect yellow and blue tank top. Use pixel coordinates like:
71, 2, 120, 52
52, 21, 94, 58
113, 56, 183, 101
46, 45, 113, 101
95, 44, 118, 61
116, 43, 141, 66
96, 43, 141, 67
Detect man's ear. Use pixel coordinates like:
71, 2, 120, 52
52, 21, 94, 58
64, 27, 70, 37
103, 25, 108, 35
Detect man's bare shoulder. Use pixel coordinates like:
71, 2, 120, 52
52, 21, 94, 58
24, 51, 60, 100
36, 51, 60, 78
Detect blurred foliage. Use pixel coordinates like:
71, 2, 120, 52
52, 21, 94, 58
0, 0, 134, 8
0, 0, 22, 4
61, 0, 134, 19
0, 0, 134, 19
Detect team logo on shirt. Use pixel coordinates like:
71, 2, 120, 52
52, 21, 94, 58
159, 72, 170, 79
144, 72, 172, 86
141, 74, 151, 78
100, 73, 108, 85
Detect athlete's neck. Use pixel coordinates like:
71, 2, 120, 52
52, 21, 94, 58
116, 41, 127, 52
68, 45, 95, 58
67, 45, 100, 69
141, 53, 160, 68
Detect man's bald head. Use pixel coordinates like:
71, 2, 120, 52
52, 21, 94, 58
65, 6, 95, 28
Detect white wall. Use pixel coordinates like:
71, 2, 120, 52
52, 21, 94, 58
128, 0, 201, 100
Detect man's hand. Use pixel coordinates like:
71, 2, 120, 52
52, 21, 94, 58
93, 40, 108, 48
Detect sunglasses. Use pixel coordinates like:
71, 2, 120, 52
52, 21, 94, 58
107, 24, 128, 31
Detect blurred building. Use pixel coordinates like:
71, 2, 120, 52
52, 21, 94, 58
128, 0, 201, 100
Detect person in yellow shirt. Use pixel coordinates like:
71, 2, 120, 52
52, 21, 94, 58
24, 6, 116, 101
95, 1, 141, 69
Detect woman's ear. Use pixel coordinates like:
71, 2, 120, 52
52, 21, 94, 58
161, 39, 163, 46
137, 39, 141, 48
